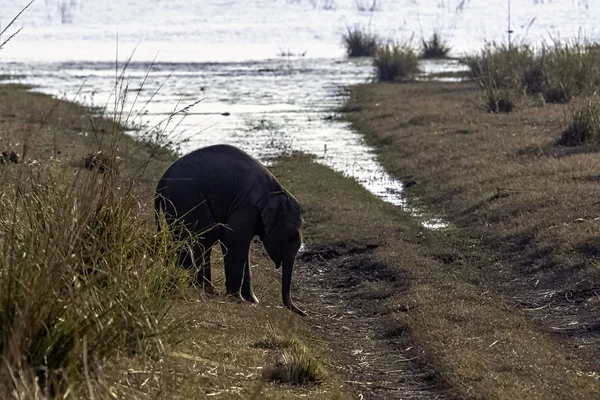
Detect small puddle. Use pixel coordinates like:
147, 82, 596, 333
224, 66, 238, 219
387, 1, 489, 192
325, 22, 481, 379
0, 57, 464, 230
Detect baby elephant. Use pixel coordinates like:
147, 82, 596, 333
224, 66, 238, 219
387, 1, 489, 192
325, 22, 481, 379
155, 144, 306, 316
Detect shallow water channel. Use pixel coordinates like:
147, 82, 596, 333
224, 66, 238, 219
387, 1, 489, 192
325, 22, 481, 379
2, 56, 466, 228
3, 58, 463, 227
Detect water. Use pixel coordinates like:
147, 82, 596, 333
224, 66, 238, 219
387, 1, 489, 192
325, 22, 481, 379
1, 0, 599, 228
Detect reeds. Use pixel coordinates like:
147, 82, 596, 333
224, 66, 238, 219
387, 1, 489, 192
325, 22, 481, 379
420, 32, 451, 59
373, 42, 420, 82
559, 95, 600, 146
463, 39, 600, 111
343, 26, 379, 57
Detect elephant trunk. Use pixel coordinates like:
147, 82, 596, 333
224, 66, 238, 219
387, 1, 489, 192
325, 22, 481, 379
282, 257, 307, 317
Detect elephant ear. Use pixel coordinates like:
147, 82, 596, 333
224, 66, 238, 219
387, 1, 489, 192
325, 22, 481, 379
257, 191, 289, 237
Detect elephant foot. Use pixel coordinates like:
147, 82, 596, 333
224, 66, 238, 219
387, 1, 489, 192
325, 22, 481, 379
242, 292, 260, 304
193, 280, 215, 295
202, 284, 215, 296
226, 291, 245, 303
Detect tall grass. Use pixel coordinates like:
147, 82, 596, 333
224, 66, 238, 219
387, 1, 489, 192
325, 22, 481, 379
463, 43, 533, 91
373, 42, 420, 82
342, 25, 379, 57
0, 16, 195, 392
463, 43, 529, 112
0, 141, 190, 396
541, 40, 600, 103
559, 96, 600, 146
420, 32, 451, 59
463, 39, 600, 108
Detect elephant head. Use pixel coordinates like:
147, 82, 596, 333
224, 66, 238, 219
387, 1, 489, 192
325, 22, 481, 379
257, 191, 306, 316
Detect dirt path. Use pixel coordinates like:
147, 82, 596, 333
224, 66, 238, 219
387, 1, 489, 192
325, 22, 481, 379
295, 242, 448, 400
271, 155, 600, 400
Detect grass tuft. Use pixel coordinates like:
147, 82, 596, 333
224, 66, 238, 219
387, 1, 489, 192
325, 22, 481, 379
373, 42, 420, 83
486, 88, 517, 113
342, 25, 379, 57
559, 96, 600, 146
463, 39, 600, 109
420, 32, 451, 59
266, 344, 324, 385
463, 43, 533, 90
253, 325, 298, 349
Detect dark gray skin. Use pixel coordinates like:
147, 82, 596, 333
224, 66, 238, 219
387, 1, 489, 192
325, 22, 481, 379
155, 144, 306, 316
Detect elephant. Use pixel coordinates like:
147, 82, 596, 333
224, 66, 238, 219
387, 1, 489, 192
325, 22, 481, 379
154, 144, 306, 316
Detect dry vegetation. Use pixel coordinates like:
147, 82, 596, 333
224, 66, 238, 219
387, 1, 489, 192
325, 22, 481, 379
6, 78, 595, 399
420, 32, 451, 59
271, 154, 600, 399
463, 40, 600, 114
0, 84, 351, 399
341, 26, 423, 83
342, 79, 600, 394
373, 42, 421, 83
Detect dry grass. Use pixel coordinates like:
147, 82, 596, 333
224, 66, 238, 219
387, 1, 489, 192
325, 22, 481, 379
341, 81, 600, 303
463, 40, 600, 107
559, 95, 600, 146
270, 152, 600, 399
0, 84, 351, 399
343, 79, 600, 374
265, 343, 324, 385
0, 83, 187, 397
420, 32, 451, 59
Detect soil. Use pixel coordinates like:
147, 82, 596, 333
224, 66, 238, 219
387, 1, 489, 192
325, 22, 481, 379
296, 241, 448, 399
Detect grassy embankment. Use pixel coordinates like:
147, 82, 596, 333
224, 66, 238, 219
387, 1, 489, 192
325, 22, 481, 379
0, 84, 354, 399
338, 57, 600, 397
275, 153, 600, 399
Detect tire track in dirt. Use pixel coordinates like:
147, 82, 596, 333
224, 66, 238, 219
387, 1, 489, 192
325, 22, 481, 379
295, 241, 449, 400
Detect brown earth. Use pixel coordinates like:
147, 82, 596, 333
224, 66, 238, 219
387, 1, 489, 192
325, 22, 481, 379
341, 80, 600, 395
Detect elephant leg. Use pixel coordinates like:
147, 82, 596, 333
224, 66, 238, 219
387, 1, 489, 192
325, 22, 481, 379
221, 205, 259, 300
177, 234, 215, 295
241, 253, 259, 303
220, 240, 246, 299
